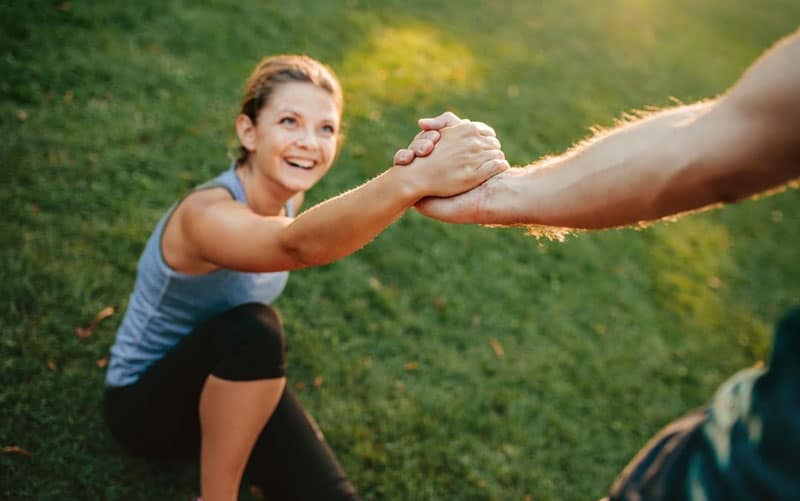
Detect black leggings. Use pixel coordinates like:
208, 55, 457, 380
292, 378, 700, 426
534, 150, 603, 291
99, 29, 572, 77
104, 303, 359, 500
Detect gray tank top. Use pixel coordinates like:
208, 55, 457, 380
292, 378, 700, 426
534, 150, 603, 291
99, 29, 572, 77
105, 165, 293, 387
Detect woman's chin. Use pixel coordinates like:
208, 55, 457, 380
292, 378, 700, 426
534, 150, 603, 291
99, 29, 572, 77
279, 175, 318, 194
276, 164, 330, 194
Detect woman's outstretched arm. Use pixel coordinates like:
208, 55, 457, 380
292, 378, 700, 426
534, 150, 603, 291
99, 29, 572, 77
179, 120, 508, 272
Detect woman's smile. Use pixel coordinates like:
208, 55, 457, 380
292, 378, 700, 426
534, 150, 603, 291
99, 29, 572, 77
284, 156, 317, 170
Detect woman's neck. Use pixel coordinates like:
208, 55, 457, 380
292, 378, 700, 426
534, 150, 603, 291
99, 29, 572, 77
235, 162, 292, 217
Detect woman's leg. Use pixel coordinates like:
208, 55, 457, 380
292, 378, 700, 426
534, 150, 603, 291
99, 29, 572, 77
199, 375, 285, 501
192, 304, 288, 501
104, 302, 358, 499
244, 389, 360, 500
104, 303, 288, 492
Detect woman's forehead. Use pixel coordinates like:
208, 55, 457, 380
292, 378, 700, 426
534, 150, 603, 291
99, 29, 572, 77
264, 82, 340, 121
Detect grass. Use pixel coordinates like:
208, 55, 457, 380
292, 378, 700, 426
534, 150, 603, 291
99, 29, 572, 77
2, 1, 799, 499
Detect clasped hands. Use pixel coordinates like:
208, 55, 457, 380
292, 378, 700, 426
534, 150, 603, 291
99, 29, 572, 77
394, 112, 511, 224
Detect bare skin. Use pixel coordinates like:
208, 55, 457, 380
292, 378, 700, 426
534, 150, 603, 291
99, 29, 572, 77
199, 376, 286, 501
397, 29, 800, 229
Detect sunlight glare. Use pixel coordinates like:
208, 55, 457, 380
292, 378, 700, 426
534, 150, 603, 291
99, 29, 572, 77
339, 24, 482, 116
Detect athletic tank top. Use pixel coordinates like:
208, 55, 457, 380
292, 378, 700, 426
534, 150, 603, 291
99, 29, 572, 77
105, 165, 293, 387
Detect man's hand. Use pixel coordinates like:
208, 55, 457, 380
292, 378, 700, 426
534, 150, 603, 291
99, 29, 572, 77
394, 112, 481, 165
415, 169, 527, 224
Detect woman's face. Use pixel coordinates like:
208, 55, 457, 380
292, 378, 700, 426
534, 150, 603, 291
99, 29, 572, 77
242, 81, 341, 195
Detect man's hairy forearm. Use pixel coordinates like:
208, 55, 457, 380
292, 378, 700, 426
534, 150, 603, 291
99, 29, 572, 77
484, 30, 800, 229
490, 102, 714, 229
416, 29, 799, 229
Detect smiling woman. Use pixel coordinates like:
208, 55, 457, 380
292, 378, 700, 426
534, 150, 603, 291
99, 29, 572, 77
100, 53, 508, 501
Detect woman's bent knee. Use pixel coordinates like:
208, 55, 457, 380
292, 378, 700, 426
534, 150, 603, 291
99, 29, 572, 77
212, 303, 286, 381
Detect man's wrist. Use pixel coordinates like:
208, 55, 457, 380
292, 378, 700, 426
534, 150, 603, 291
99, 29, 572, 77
473, 169, 519, 224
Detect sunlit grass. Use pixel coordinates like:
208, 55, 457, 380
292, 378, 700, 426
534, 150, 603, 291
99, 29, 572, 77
648, 218, 731, 323
340, 23, 482, 116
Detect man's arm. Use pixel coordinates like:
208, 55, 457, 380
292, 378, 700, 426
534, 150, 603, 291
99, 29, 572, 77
413, 29, 800, 229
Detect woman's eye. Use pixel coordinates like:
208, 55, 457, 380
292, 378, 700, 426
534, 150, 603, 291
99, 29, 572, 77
279, 117, 297, 126
321, 124, 336, 134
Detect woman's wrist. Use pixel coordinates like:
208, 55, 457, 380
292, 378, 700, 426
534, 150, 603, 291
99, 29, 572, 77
388, 163, 428, 204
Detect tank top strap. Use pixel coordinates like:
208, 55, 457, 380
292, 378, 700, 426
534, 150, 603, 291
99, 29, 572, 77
194, 163, 247, 203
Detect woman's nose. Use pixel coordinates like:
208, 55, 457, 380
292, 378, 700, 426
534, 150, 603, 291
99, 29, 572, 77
294, 128, 316, 149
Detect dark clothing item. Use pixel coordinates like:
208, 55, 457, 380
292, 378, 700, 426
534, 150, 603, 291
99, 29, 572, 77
609, 308, 800, 500
245, 390, 359, 501
104, 303, 359, 500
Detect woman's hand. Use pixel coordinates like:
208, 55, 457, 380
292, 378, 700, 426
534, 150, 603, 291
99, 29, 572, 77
396, 116, 508, 198
393, 111, 462, 165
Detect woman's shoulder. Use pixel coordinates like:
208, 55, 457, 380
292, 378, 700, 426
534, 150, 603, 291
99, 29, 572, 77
178, 187, 239, 221
161, 186, 240, 275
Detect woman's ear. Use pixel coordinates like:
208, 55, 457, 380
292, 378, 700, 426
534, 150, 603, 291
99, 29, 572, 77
235, 114, 257, 153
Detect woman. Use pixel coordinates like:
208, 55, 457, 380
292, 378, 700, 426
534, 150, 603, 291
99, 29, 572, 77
103, 54, 507, 501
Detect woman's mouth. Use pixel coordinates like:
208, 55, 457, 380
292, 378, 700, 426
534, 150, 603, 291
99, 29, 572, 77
285, 157, 316, 170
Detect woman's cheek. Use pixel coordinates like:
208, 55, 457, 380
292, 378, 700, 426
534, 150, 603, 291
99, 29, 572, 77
325, 141, 338, 163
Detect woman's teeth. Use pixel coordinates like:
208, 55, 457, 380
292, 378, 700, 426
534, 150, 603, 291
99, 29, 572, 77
286, 158, 315, 169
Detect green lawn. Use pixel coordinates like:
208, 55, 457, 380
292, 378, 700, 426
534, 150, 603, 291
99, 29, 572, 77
2, 1, 799, 499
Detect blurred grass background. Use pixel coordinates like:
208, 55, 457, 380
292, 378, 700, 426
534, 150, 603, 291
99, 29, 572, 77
2, 1, 799, 499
